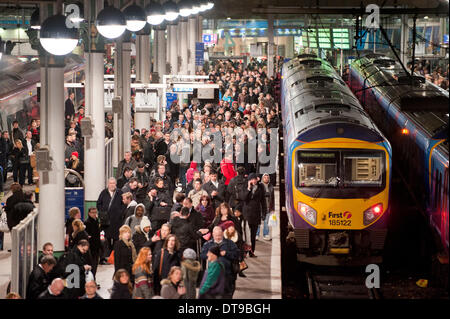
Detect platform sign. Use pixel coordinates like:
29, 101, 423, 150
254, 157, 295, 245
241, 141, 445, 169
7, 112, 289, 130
104, 89, 113, 112
195, 42, 204, 66
444, 34, 449, 44
135, 91, 158, 112
65, 187, 84, 220
172, 87, 194, 93
166, 92, 178, 110
203, 34, 218, 45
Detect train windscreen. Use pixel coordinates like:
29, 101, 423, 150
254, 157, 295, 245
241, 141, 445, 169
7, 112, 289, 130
296, 149, 386, 198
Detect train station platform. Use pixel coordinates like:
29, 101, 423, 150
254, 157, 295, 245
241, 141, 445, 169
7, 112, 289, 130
95, 187, 282, 299
0, 183, 37, 299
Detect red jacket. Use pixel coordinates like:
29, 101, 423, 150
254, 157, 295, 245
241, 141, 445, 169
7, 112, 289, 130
220, 159, 237, 185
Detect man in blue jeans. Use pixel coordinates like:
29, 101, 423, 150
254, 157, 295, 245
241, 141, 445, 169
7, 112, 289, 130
256, 173, 275, 241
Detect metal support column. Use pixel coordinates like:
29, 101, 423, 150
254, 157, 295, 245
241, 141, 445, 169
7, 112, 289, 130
267, 15, 275, 78
135, 33, 151, 130
168, 23, 178, 74
83, 0, 106, 211
188, 17, 197, 75
156, 26, 167, 121
180, 18, 188, 74
39, 60, 65, 253
122, 40, 132, 153
113, 39, 122, 169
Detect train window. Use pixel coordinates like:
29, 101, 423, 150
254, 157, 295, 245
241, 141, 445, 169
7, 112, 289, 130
306, 76, 333, 84
299, 59, 321, 67
343, 151, 384, 186
297, 151, 338, 187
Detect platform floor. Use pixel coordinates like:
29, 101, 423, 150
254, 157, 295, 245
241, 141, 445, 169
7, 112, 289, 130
96, 188, 282, 299
0, 179, 281, 299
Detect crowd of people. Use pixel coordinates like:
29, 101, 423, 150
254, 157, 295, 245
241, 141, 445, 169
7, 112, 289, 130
407, 59, 450, 90
5, 58, 281, 299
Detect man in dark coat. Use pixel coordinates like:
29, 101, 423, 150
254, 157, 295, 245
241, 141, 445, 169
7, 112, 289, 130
12, 191, 35, 226
62, 239, 92, 299
116, 151, 138, 179
183, 197, 204, 232
0, 131, 13, 183
148, 178, 173, 231
5, 183, 24, 231
154, 132, 168, 158
84, 207, 101, 278
26, 255, 57, 299
117, 167, 133, 189
200, 226, 239, 298
226, 166, 247, 210
202, 170, 226, 210
96, 177, 125, 259
238, 173, 267, 257
11, 120, 24, 143
171, 207, 202, 251
149, 164, 174, 197
65, 91, 76, 121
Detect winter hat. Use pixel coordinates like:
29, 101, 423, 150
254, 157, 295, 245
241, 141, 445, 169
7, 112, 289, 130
71, 151, 79, 159
221, 220, 235, 231
248, 173, 258, 181
208, 245, 221, 257
140, 216, 151, 232
182, 248, 197, 260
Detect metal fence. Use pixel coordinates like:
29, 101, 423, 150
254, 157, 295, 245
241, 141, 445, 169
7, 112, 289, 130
10, 208, 38, 298
105, 137, 114, 186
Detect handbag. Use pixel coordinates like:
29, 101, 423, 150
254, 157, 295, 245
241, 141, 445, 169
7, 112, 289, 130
0, 210, 9, 233
239, 260, 248, 272
107, 250, 115, 264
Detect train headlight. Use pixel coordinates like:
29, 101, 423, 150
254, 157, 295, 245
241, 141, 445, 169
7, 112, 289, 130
297, 202, 317, 225
363, 203, 383, 225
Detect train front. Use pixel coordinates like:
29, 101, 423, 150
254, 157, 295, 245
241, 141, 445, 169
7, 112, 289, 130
281, 58, 392, 265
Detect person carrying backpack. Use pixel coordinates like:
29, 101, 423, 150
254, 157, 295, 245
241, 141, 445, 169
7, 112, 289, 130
198, 245, 225, 299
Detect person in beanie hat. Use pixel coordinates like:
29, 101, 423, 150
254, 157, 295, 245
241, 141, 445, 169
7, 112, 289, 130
198, 245, 225, 299
132, 216, 153, 254
181, 248, 201, 299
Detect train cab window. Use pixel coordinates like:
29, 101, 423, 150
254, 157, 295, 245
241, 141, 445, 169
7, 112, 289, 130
343, 151, 384, 187
297, 151, 338, 187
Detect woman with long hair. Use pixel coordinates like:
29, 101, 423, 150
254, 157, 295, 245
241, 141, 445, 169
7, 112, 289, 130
69, 219, 89, 249
160, 266, 186, 299
152, 234, 181, 295
195, 195, 215, 229
205, 203, 241, 235
110, 269, 133, 299
132, 247, 154, 299
113, 225, 137, 279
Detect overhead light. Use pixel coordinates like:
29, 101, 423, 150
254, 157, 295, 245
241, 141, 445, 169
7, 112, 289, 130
424, 16, 429, 19
39, 14, 79, 55
199, 0, 208, 12
145, 1, 166, 25
30, 8, 40, 30
205, 1, 214, 10
123, 2, 147, 32
190, 0, 201, 14
227, 17, 231, 20
163, 0, 179, 21
96, 5, 126, 39
179, 0, 193, 17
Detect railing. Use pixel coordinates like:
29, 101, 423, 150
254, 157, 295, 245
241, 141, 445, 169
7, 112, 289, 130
10, 208, 39, 298
105, 137, 114, 186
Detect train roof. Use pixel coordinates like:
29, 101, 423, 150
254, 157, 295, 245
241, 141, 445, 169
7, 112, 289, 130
351, 54, 448, 151
0, 54, 84, 99
282, 56, 385, 141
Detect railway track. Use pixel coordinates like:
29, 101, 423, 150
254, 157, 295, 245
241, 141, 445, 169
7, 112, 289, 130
306, 269, 382, 299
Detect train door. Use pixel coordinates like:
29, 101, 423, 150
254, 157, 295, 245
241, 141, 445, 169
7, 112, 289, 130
431, 165, 442, 238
